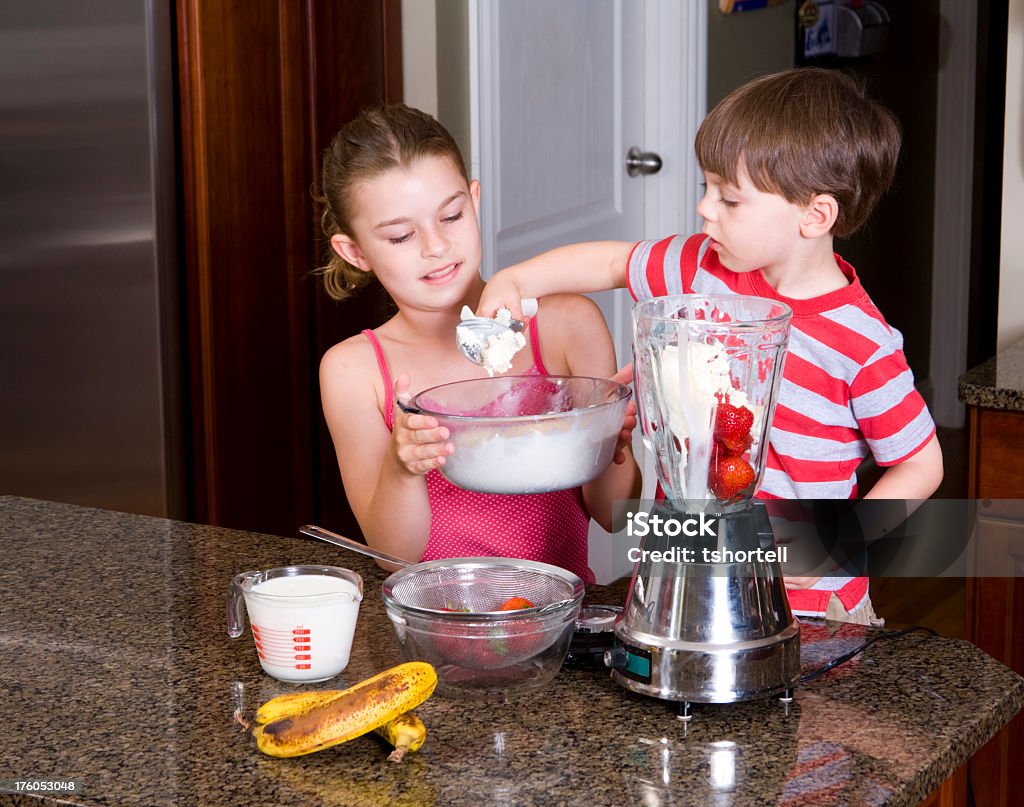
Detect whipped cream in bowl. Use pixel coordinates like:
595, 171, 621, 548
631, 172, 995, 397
409, 374, 631, 494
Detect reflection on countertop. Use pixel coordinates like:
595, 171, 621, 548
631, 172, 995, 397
1, 495, 1022, 807
958, 336, 1024, 411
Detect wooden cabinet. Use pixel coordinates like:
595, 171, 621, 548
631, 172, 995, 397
175, 0, 401, 537
964, 405, 1024, 807
917, 766, 966, 807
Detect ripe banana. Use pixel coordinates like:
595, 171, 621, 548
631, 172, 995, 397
255, 691, 428, 762
252, 662, 437, 758
374, 711, 427, 762
255, 689, 346, 726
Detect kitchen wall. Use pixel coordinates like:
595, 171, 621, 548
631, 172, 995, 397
402, 0, 438, 117
707, 0, 795, 107
999, 0, 1024, 351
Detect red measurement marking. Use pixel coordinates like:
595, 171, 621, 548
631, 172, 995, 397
250, 625, 305, 649
293, 628, 311, 635
295, 655, 311, 660
296, 664, 311, 669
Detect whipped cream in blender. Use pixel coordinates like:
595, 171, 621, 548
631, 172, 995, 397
633, 295, 788, 512
656, 341, 757, 499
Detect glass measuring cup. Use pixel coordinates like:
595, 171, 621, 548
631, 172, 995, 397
227, 565, 363, 683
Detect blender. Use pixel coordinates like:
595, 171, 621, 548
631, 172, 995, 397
606, 294, 796, 717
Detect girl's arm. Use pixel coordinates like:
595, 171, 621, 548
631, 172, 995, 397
320, 342, 452, 568
478, 241, 635, 321
539, 294, 642, 530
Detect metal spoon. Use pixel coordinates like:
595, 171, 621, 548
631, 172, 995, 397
455, 310, 525, 366
455, 299, 537, 367
300, 524, 410, 567
299, 523, 576, 614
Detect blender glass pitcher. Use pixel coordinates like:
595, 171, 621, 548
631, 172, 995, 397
633, 294, 792, 513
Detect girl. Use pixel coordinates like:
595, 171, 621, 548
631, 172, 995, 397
317, 105, 640, 582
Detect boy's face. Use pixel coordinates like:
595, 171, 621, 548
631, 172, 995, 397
331, 154, 482, 313
696, 164, 808, 274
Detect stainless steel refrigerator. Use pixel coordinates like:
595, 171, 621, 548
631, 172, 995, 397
1, 0, 183, 518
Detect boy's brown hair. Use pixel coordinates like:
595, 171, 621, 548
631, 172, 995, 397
694, 67, 901, 238
318, 104, 469, 301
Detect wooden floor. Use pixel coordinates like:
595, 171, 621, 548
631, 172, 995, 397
869, 426, 969, 638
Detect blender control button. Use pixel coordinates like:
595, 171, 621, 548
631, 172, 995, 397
604, 647, 628, 669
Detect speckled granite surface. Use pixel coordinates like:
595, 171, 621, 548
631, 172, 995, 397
958, 337, 1024, 411
2, 496, 1022, 807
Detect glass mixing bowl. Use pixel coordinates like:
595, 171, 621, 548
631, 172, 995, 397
381, 558, 585, 697
632, 294, 792, 513
409, 374, 631, 494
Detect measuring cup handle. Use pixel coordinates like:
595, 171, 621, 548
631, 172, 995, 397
226, 574, 248, 638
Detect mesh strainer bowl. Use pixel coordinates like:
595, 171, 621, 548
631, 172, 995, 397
381, 558, 585, 696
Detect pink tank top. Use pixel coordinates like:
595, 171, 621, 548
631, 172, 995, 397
362, 318, 594, 584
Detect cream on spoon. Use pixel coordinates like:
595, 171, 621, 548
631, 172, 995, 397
456, 299, 537, 375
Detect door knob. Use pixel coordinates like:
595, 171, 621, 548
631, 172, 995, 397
625, 146, 663, 177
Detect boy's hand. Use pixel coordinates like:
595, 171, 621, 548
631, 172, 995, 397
478, 270, 526, 320
610, 364, 637, 465
783, 576, 824, 590
392, 373, 453, 475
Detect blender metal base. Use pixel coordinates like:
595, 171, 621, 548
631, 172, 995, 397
608, 625, 801, 705
609, 502, 801, 708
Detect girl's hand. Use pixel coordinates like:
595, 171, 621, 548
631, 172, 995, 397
610, 364, 637, 464
392, 374, 453, 475
610, 362, 634, 462
613, 400, 638, 464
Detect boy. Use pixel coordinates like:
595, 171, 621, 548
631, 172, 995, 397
479, 68, 943, 623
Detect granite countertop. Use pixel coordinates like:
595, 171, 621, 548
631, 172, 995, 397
958, 336, 1024, 411
2, 496, 1022, 807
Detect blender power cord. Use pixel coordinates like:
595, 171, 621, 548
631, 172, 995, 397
799, 625, 939, 684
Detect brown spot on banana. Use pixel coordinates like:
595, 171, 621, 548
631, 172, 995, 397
254, 689, 346, 726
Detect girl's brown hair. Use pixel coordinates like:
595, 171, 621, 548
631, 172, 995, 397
317, 105, 469, 301
694, 68, 901, 238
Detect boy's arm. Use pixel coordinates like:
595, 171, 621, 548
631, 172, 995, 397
861, 433, 943, 501
783, 435, 944, 590
478, 241, 634, 320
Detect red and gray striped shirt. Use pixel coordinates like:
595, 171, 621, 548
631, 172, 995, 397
627, 234, 936, 615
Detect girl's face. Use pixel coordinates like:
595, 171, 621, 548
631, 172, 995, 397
696, 164, 807, 274
332, 155, 482, 312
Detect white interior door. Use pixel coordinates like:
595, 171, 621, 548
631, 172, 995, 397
471, 0, 644, 369
469, 0, 706, 582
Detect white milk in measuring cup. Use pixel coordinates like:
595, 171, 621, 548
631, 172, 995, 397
227, 565, 363, 682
